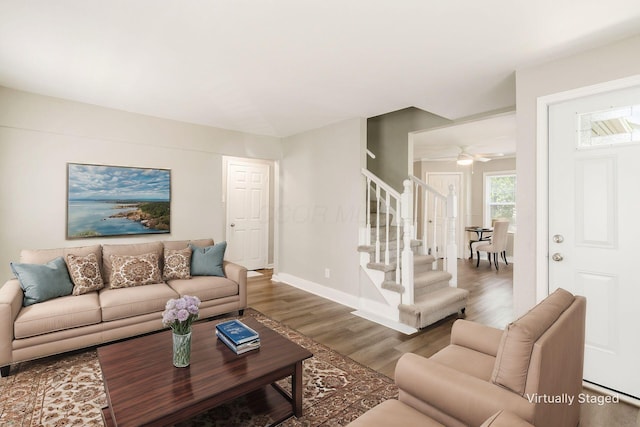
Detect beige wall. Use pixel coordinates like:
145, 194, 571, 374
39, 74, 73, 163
278, 117, 366, 297
515, 34, 640, 316
0, 87, 281, 280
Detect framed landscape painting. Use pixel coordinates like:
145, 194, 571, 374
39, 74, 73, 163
67, 163, 171, 239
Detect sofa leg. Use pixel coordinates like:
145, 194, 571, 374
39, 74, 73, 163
239, 309, 245, 316
1, 365, 9, 377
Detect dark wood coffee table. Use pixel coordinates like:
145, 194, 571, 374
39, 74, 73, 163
97, 317, 312, 427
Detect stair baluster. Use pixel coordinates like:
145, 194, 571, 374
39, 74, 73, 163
359, 170, 466, 329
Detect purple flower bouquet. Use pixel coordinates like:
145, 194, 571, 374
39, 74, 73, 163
162, 295, 201, 335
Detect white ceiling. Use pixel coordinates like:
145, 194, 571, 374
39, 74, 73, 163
413, 113, 517, 161
1, 1, 640, 138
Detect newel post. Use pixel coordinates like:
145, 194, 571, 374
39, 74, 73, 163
446, 184, 458, 287
401, 180, 414, 305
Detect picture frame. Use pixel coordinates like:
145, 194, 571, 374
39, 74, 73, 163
66, 163, 171, 239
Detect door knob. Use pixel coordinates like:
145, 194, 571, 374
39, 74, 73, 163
552, 253, 563, 262
553, 234, 564, 243
230, 223, 235, 227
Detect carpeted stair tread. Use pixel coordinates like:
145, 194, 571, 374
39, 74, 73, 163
357, 239, 422, 254
414, 270, 452, 289
398, 287, 469, 329
366, 253, 436, 273
412, 286, 469, 309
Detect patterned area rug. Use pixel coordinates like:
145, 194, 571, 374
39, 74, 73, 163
0, 308, 397, 426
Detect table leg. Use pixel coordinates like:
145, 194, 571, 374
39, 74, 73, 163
292, 360, 303, 417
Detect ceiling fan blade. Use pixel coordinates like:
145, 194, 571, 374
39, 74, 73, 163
474, 156, 491, 162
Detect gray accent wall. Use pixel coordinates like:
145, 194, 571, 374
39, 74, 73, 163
367, 107, 450, 192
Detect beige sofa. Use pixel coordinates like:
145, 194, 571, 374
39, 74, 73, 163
0, 238, 247, 377
348, 288, 586, 427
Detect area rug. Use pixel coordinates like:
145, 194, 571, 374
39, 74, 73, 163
0, 308, 398, 426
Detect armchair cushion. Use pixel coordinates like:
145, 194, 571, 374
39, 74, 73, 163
450, 319, 503, 357
481, 410, 535, 427
347, 399, 445, 427
490, 288, 575, 395
395, 353, 534, 426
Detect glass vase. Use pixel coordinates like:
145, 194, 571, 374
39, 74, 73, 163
172, 331, 192, 367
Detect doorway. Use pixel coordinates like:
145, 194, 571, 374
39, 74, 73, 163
547, 84, 640, 399
223, 157, 273, 271
425, 172, 464, 259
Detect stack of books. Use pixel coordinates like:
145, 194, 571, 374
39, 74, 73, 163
215, 319, 260, 354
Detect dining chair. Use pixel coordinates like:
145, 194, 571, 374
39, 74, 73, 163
476, 220, 509, 269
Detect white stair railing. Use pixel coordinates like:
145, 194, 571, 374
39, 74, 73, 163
361, 170, 458, 309
363, 169, 403, 287
410, 175, 458, 286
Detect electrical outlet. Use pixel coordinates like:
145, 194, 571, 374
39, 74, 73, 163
324, 268, 331, 279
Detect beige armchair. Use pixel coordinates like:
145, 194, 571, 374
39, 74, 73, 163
348, 288, 586, 427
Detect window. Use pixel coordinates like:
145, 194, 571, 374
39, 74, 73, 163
484, 172, 516, 231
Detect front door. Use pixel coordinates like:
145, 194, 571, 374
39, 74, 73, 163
225, 159, 269, 270
548, 85, 640, 399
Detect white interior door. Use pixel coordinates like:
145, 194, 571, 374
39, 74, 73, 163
548, 85, 640, 399
225, 160, 269, 270
426, 173, 463, 259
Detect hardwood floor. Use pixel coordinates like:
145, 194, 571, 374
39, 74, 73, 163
248, 258, 513, 379
248, 259, 640, 426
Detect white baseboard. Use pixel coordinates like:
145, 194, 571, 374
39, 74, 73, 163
272, 273, 360, 309
272, 272, 418, 335
351, 310, 418, 335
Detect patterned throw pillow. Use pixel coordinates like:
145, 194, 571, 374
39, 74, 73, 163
163, 247, 192, 280
66, 253, 104, 295
109, 252, 161, 289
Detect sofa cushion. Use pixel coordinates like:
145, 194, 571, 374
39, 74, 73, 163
163, 247, 192, 280
190, 241, 226, 277
163, 239, 214, 251
109, 252, 162, 289
10, 257, 74, 306
20, 244, 102, 267
14, 292, 101, 339
102, 241, 163, 284
99, 283, 179, 321
66, 253, 104, 295
490, 288, 575, 395
167, 276, 238, 302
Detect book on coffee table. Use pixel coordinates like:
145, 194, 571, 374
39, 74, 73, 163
216, 319, 260, 345
215, 329, 260, 354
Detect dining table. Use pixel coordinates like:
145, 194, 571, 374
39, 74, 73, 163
465, 226, 493, 259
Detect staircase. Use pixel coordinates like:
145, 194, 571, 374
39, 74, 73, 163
358, 170, 469, 330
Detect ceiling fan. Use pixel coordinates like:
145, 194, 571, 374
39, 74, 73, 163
424, 145, 503, 165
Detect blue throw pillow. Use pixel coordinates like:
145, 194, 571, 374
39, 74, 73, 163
189, 241, 227, 277
10, 256, 74, 306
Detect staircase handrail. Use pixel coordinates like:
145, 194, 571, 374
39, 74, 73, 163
409, 175, 446, 201
362, 169, 401, 199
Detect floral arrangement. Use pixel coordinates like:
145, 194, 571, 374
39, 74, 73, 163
162, 295, 201, 335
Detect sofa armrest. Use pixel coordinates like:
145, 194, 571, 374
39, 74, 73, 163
481, 410, 535, 427
450, 319, 504, 357
395, 353, 534, 426
0, 279, 23, 367
223, 261, 247, 308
